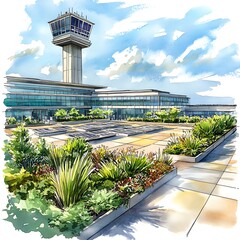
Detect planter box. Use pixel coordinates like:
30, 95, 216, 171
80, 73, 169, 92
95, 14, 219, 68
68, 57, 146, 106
80, 168, 177, 240
169, 127, 237, 163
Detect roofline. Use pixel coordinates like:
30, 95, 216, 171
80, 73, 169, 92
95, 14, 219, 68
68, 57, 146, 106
5, 76, 106, 90
95, 89, 189, 98
48, 11, 95, 25
186, 104, 237, 107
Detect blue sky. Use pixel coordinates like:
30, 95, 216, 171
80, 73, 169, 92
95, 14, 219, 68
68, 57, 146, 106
2, 0, 240, 104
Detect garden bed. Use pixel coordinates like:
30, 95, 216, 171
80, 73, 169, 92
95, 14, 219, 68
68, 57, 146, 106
80, 168, 177, 239
169, 126, 236, 163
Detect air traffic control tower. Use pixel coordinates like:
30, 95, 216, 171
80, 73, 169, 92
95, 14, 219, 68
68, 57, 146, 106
49, 10, 94, 84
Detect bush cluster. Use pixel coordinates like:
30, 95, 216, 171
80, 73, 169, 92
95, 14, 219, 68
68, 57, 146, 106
163, 114, 236, 157
3, 126, 174, 236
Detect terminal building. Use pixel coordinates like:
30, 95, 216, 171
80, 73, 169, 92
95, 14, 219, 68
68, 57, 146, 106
3, 10, 236, 121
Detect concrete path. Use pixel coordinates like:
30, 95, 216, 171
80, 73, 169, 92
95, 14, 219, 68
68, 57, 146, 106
89, 132, 239, 240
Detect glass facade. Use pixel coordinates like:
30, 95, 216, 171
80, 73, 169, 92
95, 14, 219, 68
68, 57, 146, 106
50, 14, 92, 39
4, 79, 190, 121
92, 91, 189, 119
4, 80, 94, 120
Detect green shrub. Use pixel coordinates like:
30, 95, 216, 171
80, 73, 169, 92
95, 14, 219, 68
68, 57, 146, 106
6, 117, 17, 125
51, 153, 94, 208
120, 154, 152, 177
97, 161, 125, 181
49, 201, 93, 233
86, 189, 122, 215
4, 125, 36, 168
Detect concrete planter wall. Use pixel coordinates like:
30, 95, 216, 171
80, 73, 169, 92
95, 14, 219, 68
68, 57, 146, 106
169, 126, 237, 163
80, 168, 177, 240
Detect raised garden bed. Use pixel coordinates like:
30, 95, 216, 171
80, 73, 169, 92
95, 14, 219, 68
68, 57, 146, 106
169, 126, 236, 163
80, 168, 177, 239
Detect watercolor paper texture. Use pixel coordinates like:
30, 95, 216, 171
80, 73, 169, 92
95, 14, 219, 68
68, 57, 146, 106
1, 1, 239, 240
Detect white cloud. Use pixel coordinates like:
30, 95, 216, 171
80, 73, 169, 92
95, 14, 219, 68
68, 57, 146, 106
175, 36, 210, 63
9, 40, 45, 61
163, 65, 213, 83
144, 50, 166, 67
0, 0, 36, 78
153, 30, 167, 38
197, 71, 240, 99
40, 65, 62, 75
97, 46, 143, 79
172, 30, 184, 41
131, 76, 143, 83
52, 0, 63, 5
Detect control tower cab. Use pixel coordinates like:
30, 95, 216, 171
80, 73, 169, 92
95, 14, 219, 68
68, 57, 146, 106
49, 10, 94, 84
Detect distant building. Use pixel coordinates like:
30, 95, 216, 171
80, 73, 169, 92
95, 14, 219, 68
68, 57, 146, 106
3, 10, 236, 121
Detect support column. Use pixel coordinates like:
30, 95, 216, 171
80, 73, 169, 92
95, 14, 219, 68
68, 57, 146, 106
62, 44, 82, 84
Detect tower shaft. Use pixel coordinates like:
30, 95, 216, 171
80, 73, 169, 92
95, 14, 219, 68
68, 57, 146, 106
63, 44, 82, 84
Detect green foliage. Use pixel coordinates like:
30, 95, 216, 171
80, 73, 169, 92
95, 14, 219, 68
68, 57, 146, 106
49, 138, 92, 170
86, 189, 123, 214
145, 111, 154, 118
120, 154, 152, 177
4, 125, 35, 168
89, 108, 105, 118
49, 201, 92, 233
54, 109, 68, 120
51, 153, 94, 208
168, 107, 180, 122
91, 146, 116, 169
6, 117, 17, 125
62, 138, 92, 164
97, 161, 124, 181
97, 149, 153, 181
4, 168, 34, 193
68, 107, 79, 117
155, 110, 168, 122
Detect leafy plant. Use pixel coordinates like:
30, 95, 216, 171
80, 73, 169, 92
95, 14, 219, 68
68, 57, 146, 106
4, 125, 36, 168
49, 201, 93, 233
86, 189, 122, 215
97, 161, 124, 181
54, 109, 68, 120
4, 168, 34, 193
51, 153, 94, 208
68, 107, 79, 118
120, 154, 152, 177
6, 117, 17, 125
62, 138, 92, 164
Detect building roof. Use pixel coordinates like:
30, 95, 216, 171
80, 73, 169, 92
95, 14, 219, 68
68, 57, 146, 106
95, 89, 189, 98
5, 76, 105, 90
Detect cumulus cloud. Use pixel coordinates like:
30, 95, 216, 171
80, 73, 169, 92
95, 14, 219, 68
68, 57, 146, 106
97, 46, 143, 79
52, 0, 63, 5
175, 36, 210, 63
8, 40, 45, 61
131, 76, 143, 83
173, 30, 184, 41
197, 71, 240, 99
144, 50, 166, 67
40, 64, 62, 75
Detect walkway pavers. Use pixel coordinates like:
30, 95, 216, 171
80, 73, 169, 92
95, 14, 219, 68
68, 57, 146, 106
88, 130, 239, 239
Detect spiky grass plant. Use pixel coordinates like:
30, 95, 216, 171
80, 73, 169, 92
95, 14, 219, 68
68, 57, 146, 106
51, 153, 94, 208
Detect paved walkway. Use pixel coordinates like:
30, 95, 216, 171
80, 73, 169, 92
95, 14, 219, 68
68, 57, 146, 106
88, 132, 239, 240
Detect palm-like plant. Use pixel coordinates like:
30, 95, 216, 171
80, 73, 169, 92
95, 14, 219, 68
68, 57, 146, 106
51, 153, 94, 208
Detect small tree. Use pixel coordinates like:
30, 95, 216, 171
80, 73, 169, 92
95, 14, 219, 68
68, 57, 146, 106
69, 108, 79, 118
89, 108, 104, 119
54, 109, 68, 120
155, 110, 168, 122
4, 125, 35, 167
104, 109, 113, 119
6, 117, 17, 125
145, 111, 154, 119
168, 107, 180, 122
